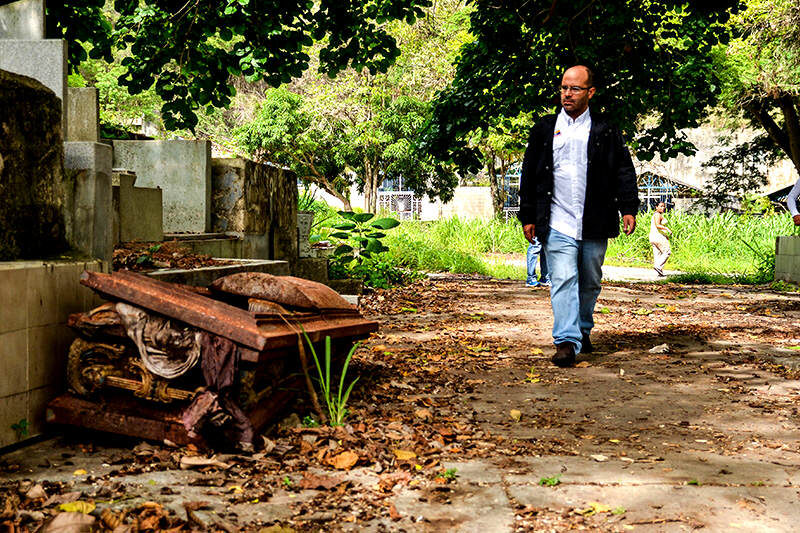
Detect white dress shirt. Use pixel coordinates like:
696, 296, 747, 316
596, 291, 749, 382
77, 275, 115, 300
787, 177, 800, 216
550, 107, 591, 240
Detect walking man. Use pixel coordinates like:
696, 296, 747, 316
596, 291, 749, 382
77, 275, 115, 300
518, 65, 639, 367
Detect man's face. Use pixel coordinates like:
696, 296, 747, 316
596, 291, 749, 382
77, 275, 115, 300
560, 67, 595, 118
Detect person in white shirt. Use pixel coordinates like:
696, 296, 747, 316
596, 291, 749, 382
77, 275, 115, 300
787, 178, 800, 226
518, 65, 639, 367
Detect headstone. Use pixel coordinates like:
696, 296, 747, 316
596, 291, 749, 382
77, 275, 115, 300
0, 68, 67, 259
67, 87, 100, 142
112, 140, 212, 233
63, 142, 113, 263
0, 0, 45, 40
0, 1, 68, 135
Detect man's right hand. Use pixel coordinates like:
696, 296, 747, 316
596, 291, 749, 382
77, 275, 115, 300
793, 214, 800, 226
523, 224, 536, 244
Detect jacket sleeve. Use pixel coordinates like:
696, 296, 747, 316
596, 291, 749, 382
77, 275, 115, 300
517, 127, 539, 226
787, 178, 800, 216
613, 128, 640, 216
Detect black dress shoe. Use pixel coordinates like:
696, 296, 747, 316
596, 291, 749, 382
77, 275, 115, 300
552, 342, 576, 367
580, 334, 593, 354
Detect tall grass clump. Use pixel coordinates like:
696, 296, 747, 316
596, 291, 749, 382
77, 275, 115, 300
382, 216, 529, 278
606, 210, 794, 275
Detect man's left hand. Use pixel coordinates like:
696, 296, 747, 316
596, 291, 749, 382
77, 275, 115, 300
622, 214, 636, 235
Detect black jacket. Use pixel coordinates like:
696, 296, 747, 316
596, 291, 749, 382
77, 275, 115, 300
517, 111, 639, 240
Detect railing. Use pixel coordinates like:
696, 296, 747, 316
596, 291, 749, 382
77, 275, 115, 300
377, 191, 421, 220
503, 207, 519, 222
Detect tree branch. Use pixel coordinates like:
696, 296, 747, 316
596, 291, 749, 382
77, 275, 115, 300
777, 94, 800, 167
744, 100, 791, 158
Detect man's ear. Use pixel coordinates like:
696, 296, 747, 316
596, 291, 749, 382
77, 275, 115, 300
587, 87, 596, 100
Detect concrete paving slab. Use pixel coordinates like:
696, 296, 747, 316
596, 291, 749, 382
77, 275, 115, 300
508, 484, 799, 532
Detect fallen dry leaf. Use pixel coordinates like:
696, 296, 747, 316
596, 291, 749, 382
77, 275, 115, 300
590, 454, 609, 462
43, 512, 96, 533
393, 449, 417, 461
575, 361, 591, 368
389, 503, 402, 521
58, 501, 95, 514
510, 409, 522, 422
299, 472, 345, 490
331, 450, 359, 470
25, 485, 47, 500
179, 455, 231, 470
414, 408, 433, 421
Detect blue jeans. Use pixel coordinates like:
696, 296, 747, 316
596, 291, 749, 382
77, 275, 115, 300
543, 228, 607, 352
526, 239, 549, 285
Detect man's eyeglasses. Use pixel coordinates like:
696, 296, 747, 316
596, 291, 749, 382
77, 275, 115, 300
560, 85, 591, 93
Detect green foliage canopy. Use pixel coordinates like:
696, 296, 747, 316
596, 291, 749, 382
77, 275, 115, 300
48, 0, 432, 131
713, 0, 800, 172
423, 0, 739, 173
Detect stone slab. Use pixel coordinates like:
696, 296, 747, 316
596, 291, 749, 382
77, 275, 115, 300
66, 87, 99, 142
113, 140, 211, 233
113, 170, 163, 243
63, 142, 113, 263
0, 39, 67, 133
0, 0, 44, 39
775, 236, 800, 284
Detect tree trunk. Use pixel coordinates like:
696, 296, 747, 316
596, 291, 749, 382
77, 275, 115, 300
486, 151, 505, 219
745, 96, 800, 177
362, 157, 379, 213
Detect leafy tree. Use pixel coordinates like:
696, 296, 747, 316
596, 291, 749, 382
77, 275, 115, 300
256, 1, 469, 212
47, 0, 432, 131
472, 113, 533, 217
235, 88, 354, 210
343, 91, 456, 212
423, 0, 739, 173
714, 0, 800, 177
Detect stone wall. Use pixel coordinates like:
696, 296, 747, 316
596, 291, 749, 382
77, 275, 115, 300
0, 260, 106, 448
0, 68, 68, 260
211, 158, 298, 269
775, 235, 800, 284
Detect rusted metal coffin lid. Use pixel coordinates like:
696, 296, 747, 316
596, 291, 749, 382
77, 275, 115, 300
210, 272, 356, 312
80, 270, 267, 351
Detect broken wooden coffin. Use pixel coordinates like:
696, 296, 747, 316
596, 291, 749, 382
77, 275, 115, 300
47, 271, 377, 448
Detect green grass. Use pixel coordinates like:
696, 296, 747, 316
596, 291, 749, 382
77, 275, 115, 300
606, 210, 795, 274
312, 203, 796, 284
382, 216, 528, 279
380, 212, 795, 282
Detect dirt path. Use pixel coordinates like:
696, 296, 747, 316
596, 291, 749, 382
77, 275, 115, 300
2, 278, 800, 532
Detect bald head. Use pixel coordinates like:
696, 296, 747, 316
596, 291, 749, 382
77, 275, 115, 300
564, 65, 594, 87
560, 65, 595, 118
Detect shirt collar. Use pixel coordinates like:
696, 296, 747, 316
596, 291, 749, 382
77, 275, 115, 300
559, 107, 591, 126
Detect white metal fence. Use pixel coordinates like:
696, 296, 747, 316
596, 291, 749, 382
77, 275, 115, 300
377, 191, 421, 220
